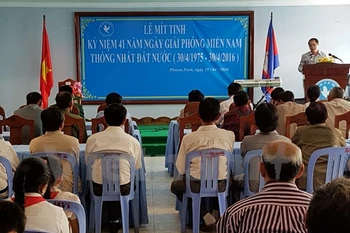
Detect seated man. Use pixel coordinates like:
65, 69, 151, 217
0, 200, 26, 233
276, 90, 305, 136
269, 87, 284, 106
324, 87, 350, 137
305, 85, 320, 107
171, 98, 235, 230
219, 83, 242, 123
306, 177, 350, 233
29, 106, 79, 192
55, 91, 87, 142
292, 102, 345, 190
222, 91, 251, 139
59, 85, 85, 118
96, 92, 134, 135
86, 104, 142, 233
217, 140, 312, 233
178, 89, 204, 118
14, 92, 43, 143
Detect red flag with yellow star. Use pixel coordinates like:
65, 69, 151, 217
40, 15, 53, 109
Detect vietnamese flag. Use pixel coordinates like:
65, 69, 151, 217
40, 15, 53, 109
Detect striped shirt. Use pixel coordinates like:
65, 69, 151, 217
217, 182, 312, 233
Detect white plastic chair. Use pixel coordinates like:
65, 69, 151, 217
0, 156, 13, 198
242, 149, 265, 197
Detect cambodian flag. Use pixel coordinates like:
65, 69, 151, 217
261, 15, 279, 102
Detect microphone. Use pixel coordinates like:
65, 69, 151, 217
329, 53, 343, 63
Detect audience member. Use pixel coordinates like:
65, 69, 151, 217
270, 87, 284, 106
178, 89, 204, 118
0, 137, 19, 198
222, 91, 251, 139
171, 98, 235, 231
14, 92, 43, 143
55, 91, 87, 142
29, 106, 79, 192
217, 140, 312, 233
305, 85, 320, 107
292, 102, 345, 190
86, 104, 142, 233
59, 85, 85, 118
306, 177, 350, 233
324, 87, 350, 137
219, 82, 242, 119
96, 92, 134, 135
12, 157, 69, 232
0, 200, 26, 233
276, 90, 306, 136
43, 156, 80, 233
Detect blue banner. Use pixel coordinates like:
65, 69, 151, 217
78, 15, 250, 101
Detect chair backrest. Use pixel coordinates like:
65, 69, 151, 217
71, 105, 80, 116
97, 103, 107, 113
25, 230, 51, 233
306, 147, 350, 194
243, 149, 265, 197
58, 78, 76, 89
285, 112, 307, 138
63, 114, 85, 143
179, 113, 201, 143
334, 111, 350, 139
0, 106, 5, 133
91, 117, 107, 134
0, 156, 13, 198
87, 153, 135, 201
185, 149, 231, 197
239, 111, 257, 141
184, 102, 200, 117
30, 152, 79, 194
47, 200, 86, 233
0, 115, 35, 145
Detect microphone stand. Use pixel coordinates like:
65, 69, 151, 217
254, 86, 273, 110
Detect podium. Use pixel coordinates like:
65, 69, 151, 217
303, 63, 350, 101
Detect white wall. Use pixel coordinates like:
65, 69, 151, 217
0, 4, 349, 119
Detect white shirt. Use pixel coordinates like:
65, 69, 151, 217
298, 50, 327, 73
175, 125, 235, 180
85, 126, 142, 185
52, 188, 81, 219
96, 110, 134, 135
0, 138, 19, 197
24, 193, 70, 233
276, 102, 306, 137
218, 97, 234, 124
324, 98, 350, 137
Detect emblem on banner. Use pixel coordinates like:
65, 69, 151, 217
99, 21, 114, 37
315, 79, 340, 100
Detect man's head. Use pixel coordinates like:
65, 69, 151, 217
307, 85, 320, 103
233, 91, 249, 107
26, 92, 42, 106
328, 87, 344, 101
104, 103, 127, 127
278, 91, 295, 103
306, 177, 350, 233
228, 83, 242, 97
306, 102, 328, 125
270, 87, 284, 106
41, 106, 65, 132
58, 85, 73, 95
55, 91, 73, 110
0, 200, 26, 233
260, 140, 304, 183
188, 90, 204, 102
198, 98, 220, 123
105, 92, 122, 106
255, 103, 279, 133
308, 38, 319, 54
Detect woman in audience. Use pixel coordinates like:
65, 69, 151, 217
43, 156, 80, 233
305, 85, 320, 107
0, 200, 26, 233
12, 157, 69, 233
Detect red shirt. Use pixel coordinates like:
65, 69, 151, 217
223, 105, 251, 140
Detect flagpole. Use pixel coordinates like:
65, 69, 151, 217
43, 15, 45, 26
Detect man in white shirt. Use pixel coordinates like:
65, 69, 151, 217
171, 98, 235, 230
86, 103, 142, 233
220, 83, 242, 116
324, 87, 350, 137
298, 38, 327, 73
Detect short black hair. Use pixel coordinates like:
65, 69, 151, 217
308, 38, 319, 45
104, 103, 127, 126
26, 92, 42, 105
59, 85, 73, 95
0, 200, 26, 233
306, 102, 327, 124
233, 91, 249, 107
279, 91, 295, 102
271, 87, 284, 101
188, 90, 204, 102
41, 106, 64, 131
198, 98, 220, 122
228, 83, 242, 96
307, 85, 321, 103
255, 103, 278, 132
105, 92, 122, 106
55, 91, 72, 109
